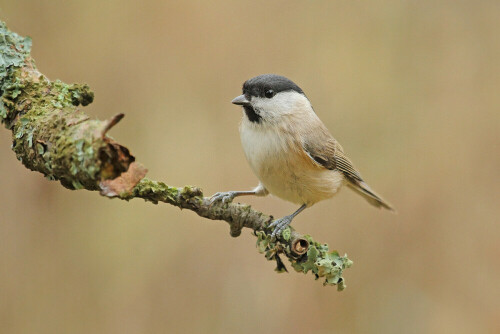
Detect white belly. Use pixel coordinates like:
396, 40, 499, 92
240, 122, 344, 206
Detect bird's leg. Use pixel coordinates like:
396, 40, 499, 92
209, 190, 256, 204
268, 204, 307, 238
209, 183, 268, 205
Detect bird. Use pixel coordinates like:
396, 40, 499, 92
210, 74, 394, 237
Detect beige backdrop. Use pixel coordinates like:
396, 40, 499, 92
1, 1, 499, 333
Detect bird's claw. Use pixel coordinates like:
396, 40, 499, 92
209, 191, 237, 206
268, 215, 293, 238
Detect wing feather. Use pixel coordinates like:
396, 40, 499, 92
302, 132, 394, 211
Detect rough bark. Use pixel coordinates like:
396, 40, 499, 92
0, 21, 352, 289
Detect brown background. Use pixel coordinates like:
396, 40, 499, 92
1, 1, 499, 333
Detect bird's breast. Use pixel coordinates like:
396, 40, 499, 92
239, 122, 288, 175
239, 121, 344, 205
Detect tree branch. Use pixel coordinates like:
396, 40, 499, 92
0, 21, 352, 289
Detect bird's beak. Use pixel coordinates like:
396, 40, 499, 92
231, 95, 250, 106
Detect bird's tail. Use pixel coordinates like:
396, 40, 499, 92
347, 181, 395, 212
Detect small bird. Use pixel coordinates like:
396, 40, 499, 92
211, 74, 394, 237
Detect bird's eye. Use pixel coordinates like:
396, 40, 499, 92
264, 89, 275, 98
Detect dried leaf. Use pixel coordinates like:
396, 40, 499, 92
100, 162, 147, 197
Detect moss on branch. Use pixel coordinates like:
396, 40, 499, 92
0, 21, 352, 289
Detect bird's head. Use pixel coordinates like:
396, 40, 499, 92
232, 74, 311, 124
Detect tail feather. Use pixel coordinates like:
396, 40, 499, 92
347, 181, 395, 212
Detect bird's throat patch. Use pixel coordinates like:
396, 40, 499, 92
243, 105, 262, 123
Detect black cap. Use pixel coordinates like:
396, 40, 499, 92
242, 74, 304, 97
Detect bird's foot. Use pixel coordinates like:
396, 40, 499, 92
268, 215, 293, 238
209, 191, 237, 205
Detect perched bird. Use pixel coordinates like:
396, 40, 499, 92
211, 74, 394, 237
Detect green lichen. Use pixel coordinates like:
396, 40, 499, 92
69, 83, 94, 106
1, 70, 26, 124
256, 230, 352, 290
0, 22, 31, 76
50, 80, 94, 108
1, 21, 132, 191
256, 231, 288, 273
125, 178, 180, 204
8, 90, 109, 189
281, 227, 291, 241
0, 22, 31, 124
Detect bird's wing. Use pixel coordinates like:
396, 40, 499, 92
302, 130, 394, 211
302, 135, 361, 181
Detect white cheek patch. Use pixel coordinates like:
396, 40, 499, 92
251, 91, 312, 121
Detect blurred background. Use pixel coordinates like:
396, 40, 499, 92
0, 1, 499, 333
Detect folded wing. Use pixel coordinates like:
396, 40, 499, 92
303, 132, 394, 211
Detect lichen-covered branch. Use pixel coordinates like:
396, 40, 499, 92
0, 21, 352, 289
